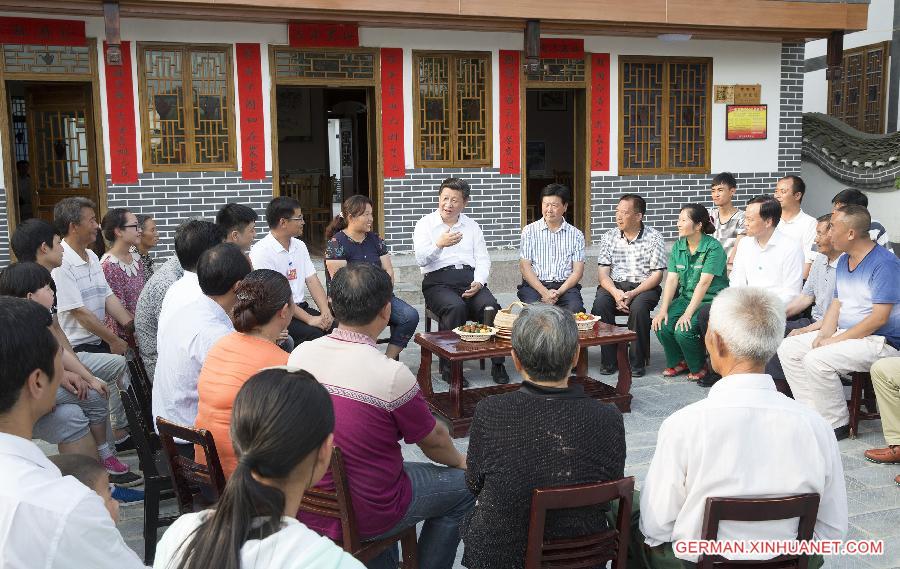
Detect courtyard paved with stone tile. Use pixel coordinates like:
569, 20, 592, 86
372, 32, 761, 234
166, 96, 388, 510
82, 289, 898, 567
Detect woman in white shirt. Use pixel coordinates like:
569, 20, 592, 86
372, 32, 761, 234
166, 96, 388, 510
154, 368, 364, 569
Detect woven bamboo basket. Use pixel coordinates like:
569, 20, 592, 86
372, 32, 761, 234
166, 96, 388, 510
494, 301, 527, 330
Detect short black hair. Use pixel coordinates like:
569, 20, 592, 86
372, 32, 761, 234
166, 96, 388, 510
265, 197, 301, 229
834, 204, 871, 234
619, 194, 646, 215
0, 262, 53, 298
711, 172, 737, 189
49, 454, 106, 490
174, 220, 226, 272
0, 297, 57, 414
100, 208, 133, 243
540, 184, 570, 206
816, 213, 832, 224
197, 243, 252, 296
216, 203, 259, 235
53, 196, 95, 237
438, 178, 471, 201
11, 218, 59, 263
831, 188, 868, 207
748, 194, 782, 227
329, 263, 393, 326
780, 175, 806, 200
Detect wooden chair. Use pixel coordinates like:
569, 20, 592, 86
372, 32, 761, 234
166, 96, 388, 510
299, 447, 418, 567
698, 493, 820, 569
155, 417, 227, 515
847, 371, 880, 438
524, 477, 634, 569
125, 350, 153, 430
119, 385, 176, 563
425, 307, 485, 370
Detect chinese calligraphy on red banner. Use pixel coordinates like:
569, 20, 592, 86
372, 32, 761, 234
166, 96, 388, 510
590, 53, 611, 171
104, 41, 137, 184
289, 23, 359, 47
381, 48, 405, 178
540, 38, 584, 59
236, 43, 266, 181
498, 50, 520, 175
0, 17, 86, 46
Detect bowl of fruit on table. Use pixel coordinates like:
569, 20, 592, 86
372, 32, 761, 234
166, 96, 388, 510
573, 312, 600, 331
452, 322, 497, 342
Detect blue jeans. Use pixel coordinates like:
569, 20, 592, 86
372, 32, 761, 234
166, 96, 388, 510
388, 296, 419, 349
365, 462, 474, 569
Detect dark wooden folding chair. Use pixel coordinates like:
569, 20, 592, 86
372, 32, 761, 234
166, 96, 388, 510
155, 417, 227, 515
119, 385, 176, 563
847, 372, 880, 438
698, 493, 820, 569
125, 349, 153, 429
524, 476, 635, 569
299, 447, 418, 568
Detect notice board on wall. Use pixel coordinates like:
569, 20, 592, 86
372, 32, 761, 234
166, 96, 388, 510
726, 105, 767, 140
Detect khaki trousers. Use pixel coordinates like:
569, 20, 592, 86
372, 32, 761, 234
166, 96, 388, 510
871, 357, 900, 445
778, 331, 899, 429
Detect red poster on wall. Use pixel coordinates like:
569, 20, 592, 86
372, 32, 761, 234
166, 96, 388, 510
0, 17, 86, 46
236, 43, 266, 181
104, 41, 137, 184
289, 23, 359, 47
590, 53, 611, 171
540, 38, 584, 59
381, 48, 405, 178
498, 50, 520, 175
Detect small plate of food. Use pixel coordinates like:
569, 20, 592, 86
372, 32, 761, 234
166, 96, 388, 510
452, 322, 497, 342
573, 312, 600, 331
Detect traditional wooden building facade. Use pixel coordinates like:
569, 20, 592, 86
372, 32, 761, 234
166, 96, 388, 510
0, 0, 868, 263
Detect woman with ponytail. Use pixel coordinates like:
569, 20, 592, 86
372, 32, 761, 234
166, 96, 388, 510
193, 270, 292, 478
154, 369, 364, 569
324, 195, 419, 360
650, 203, 729, 381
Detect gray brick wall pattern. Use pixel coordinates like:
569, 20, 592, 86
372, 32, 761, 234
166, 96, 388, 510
779, 41, 805, 174
106, 171, 274, 257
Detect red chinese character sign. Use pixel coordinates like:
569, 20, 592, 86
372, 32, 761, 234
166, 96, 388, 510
0, 17, 86, 46
236, 43, 266, 181
540, 38, 584, 59
381, 48, 405, 178
590, 53, 611, 171
104, 41, 137, 184
498, 50, 520, 175
289, 23, 359, 47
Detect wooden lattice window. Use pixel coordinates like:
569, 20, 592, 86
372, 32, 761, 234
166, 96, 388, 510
413, 51, 492, 167
828, 42, 889, 134
619, 57, 711, 174
138, 44, 236, 171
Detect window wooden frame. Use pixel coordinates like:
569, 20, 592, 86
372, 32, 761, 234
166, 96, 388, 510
618, 56, 712, 175
827, 41, 889, 134
137, 43, 237, 172
412, 50, 492, 168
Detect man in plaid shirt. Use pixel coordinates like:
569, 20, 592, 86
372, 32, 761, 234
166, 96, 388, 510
592, 194, 667, 377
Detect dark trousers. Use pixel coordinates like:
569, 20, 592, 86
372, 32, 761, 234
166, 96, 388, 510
592, 282, 661, 368
765, 317, 815, 380
517, 281, 585, 313
287, 302, 336, 347
422, 267, 504, 366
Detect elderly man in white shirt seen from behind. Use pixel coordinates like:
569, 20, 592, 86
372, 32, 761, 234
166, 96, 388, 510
414, 177, 509, 386
640, 286, 847, 565
730, 195, 804, 307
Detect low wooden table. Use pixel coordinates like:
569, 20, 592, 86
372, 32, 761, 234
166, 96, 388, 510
414, 323, 638, 438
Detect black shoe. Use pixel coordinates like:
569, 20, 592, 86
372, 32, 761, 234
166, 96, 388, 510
632, 366, 646, 378
599, 365, 616, 376
109, 471, 144, 488
440, 368, 469, 388
491, 363, 510, 385
697, 371, 722, 388
833, 424, 850, 441
114, 435, 136, 455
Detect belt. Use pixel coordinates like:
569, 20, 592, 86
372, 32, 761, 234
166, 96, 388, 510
428, 264, 474, 274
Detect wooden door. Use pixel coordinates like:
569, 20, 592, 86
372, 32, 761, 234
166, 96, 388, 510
573, 88, 589, 241
24, 83, 100, 221
828, 42, 889, 134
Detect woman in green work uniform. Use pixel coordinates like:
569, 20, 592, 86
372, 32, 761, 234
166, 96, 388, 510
651, 203, 729, 381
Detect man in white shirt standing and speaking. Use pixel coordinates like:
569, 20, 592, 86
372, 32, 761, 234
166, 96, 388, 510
414, 177, 509, 386
773, 175, 818, 279
640, 286, 847, 566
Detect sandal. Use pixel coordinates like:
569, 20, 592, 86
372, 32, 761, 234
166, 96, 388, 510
687, 367, 709, 381
663, 361, 689, 377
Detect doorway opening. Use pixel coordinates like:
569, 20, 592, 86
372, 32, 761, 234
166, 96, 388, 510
274, 86, 374, 254
523, 88, 588, 236
6, 81, 100, 225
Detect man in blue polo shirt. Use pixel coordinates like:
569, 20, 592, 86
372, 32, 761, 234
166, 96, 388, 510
778, 205, 900, 439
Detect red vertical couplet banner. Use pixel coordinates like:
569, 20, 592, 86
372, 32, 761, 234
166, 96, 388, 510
236, 43, 266, 181
104, 41, 138, 185
380, 48, 405, 178
498, 50, 520, 175
590, 53, 611, 171
0, 17, 86, 46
